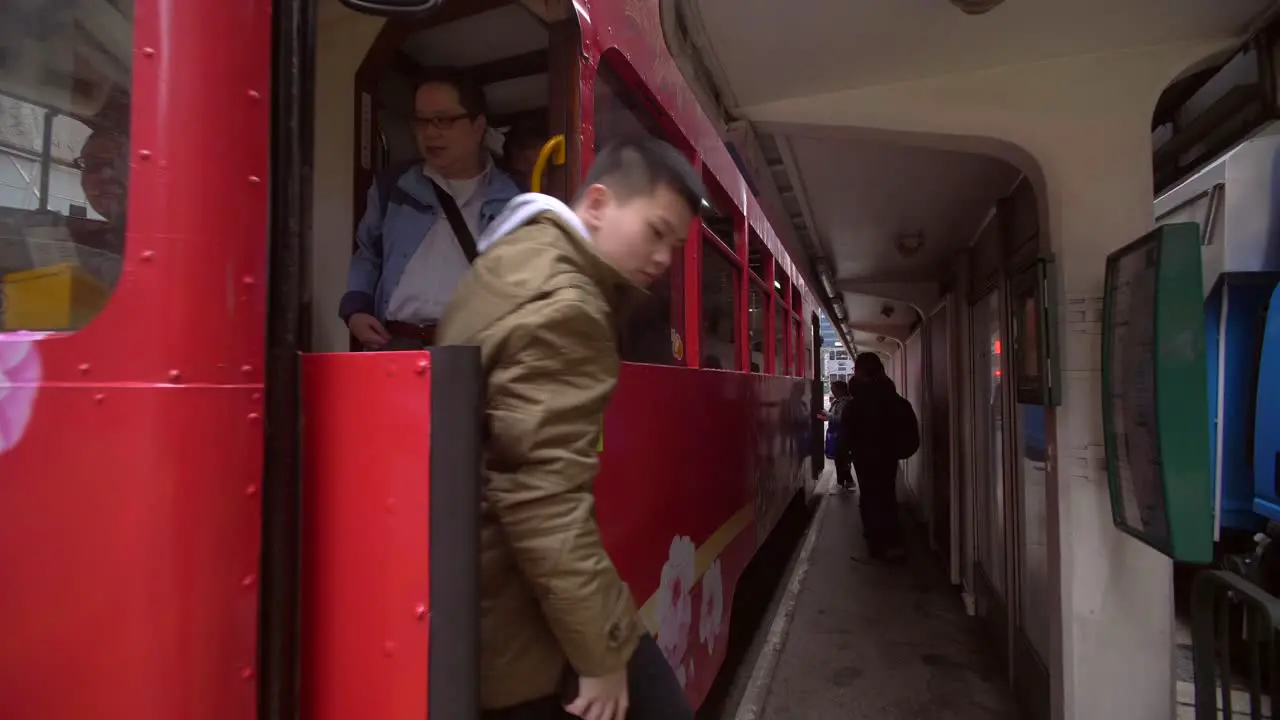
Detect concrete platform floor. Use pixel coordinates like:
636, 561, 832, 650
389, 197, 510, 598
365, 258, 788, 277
758, 485, 1020, 719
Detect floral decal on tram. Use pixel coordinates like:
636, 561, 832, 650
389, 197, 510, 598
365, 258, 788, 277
652, 533, 732, 690
699, 558, 726, 653
655, 534, 696, 685
0, 333, 46, 455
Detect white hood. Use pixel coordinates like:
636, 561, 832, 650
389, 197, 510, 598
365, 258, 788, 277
477, 193, 591, 254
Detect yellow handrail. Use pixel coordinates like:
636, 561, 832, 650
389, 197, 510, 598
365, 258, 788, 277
530, 134, 566, 194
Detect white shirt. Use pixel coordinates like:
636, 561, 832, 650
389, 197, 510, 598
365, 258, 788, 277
385, 163, 489, 323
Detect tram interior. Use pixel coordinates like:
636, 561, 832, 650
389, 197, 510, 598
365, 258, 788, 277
310, 0, 568, 352
309, 0, 678, 360
375, 5, 555, 190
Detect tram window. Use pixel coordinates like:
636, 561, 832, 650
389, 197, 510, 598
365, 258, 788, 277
702, 175, 735, 249
0, 4, 132, 333
748, 281, 765, 373
774, 300, 786, 375
618, 271, 684, 365
793, 315, 803, 376
772, 266, 788, 375
594, 61, 675, 150
748, 230, 768, 278
595, 59, 690, 366
701, 241, 739, 370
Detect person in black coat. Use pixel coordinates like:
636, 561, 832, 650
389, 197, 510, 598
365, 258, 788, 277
839, 353, 918, 560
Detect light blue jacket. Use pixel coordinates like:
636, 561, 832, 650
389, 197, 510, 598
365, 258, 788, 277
339, 161, 520, 322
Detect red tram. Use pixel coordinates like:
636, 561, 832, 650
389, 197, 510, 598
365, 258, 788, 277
0, 0, 827, 717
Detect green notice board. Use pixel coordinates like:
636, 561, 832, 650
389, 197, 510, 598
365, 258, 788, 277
1101, 223, 1213, 563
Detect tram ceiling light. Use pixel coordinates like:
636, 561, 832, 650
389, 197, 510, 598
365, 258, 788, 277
814, 259, 838, 297
894, 231, 925, 258
950, 0, 1005, 15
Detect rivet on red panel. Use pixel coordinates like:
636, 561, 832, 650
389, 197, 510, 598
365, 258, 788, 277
383, 642, 396, 657
245, 484, 258, 496
248, 176, 261, 184
247, 90, 261, 100
415, 603, 427, 620
168, 370, 182, 382
77, 363, 90, 374
141, 47, 156, 58
241, 574, 257, 588
416, 360, 428, 374
240, 667, 255, 680
251, 392, 262, 401
241, 364, 254, 374
247, 412, 261, 422
93, 394, 105, 404
140, 250, 155, 261
242, 275, 255, 286
138, 149, 151, 160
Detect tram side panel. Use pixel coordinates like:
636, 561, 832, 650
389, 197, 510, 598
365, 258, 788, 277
301, 348, 482, 720
0, 338, 263, 719
598, 364, 807, 707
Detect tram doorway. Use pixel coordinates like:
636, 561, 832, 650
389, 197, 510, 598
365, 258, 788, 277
307, 0, 581, 354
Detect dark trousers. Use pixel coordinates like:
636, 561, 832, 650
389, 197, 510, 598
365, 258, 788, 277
834, 448, 854, 489
855, 457, 901, 551
481, 635, 692, 720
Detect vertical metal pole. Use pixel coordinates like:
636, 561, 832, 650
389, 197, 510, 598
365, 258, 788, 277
260, 0, 315, 717
38, 111, 54, 211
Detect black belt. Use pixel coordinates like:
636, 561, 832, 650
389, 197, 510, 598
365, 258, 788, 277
385, 320, 438, 344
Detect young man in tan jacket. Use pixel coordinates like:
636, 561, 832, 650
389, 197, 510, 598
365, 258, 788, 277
439, 137, 705, 720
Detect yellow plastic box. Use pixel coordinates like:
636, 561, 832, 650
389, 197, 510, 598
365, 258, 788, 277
2, 263, 110, 331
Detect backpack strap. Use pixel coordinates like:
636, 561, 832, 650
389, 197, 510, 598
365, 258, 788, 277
370, 160, 481, 265
426, 177, 479, 264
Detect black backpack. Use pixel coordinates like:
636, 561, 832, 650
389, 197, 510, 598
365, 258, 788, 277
888, 394, 920, 460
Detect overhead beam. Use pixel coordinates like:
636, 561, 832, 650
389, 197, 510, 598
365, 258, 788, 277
395, 49, 549, 87
518, 0, 573, 22
845, 321, 913, 342
837, 279, 942, 316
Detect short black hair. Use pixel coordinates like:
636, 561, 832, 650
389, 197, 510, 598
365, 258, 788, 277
831, 380, 849, 395
415, 67, 488, 119
855, 352, 885, 378
578, 137, 704, 215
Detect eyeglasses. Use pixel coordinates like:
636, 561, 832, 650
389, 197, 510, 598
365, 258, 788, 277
72, 155, 117, 174
412, 112, 474, 131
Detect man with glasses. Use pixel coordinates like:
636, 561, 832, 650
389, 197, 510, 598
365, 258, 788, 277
74, 129, 129, 225
340, 68, 519, 350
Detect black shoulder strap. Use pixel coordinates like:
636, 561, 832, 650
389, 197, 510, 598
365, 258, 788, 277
427, 177, 479, 264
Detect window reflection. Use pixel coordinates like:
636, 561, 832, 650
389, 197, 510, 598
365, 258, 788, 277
594, 61, 683, 365
747, 282, 764, 373
773, 301, 785, 375
972, 291, 1005, 597
0, 1, 132, 332
700, 244, 737, 370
